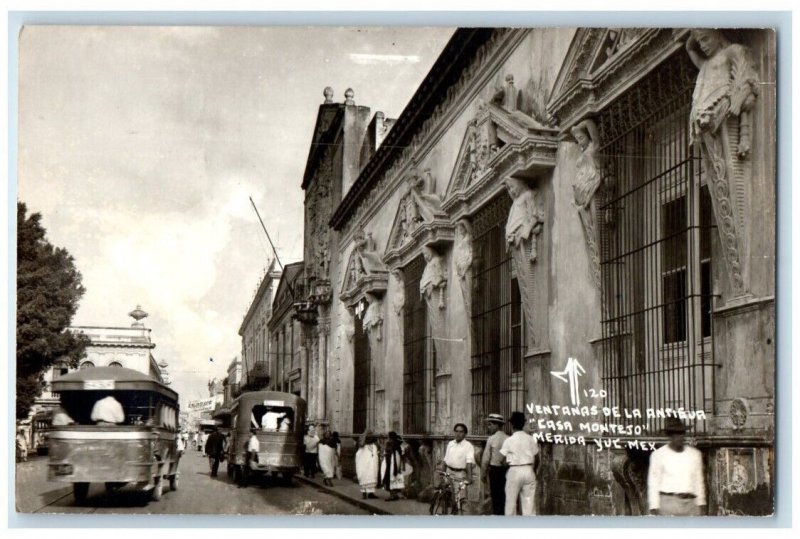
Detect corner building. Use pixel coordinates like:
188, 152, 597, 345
299, 28, 776, 515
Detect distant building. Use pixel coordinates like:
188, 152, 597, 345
239, 260, 281, 390
268, 261, 305, 397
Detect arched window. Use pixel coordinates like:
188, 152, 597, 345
108, 361, 123, 368
79, 361, 95, 370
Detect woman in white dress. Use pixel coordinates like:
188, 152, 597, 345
355, 432, 380, 499
317, 432, 337, 486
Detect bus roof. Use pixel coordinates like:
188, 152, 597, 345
232, 390, 305, 408
51, 366, 178, 401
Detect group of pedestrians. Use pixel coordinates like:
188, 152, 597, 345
354, 430, 411, 501
303, 425, 343, 487
446, 412, 539, 516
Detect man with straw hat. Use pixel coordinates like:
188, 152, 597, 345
481, 413, 509, 515
647, 417, 707, 516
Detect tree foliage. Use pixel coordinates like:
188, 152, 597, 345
16, 201, 90, 419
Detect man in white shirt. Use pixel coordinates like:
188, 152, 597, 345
261, 410, 281, 431
303, 425, 320, 478
499, 411, 538, 516
647, 417, 706, 516
441, 423, 476, 512
90, 395, 125, 425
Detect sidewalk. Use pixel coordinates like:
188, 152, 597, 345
296, 474, 431, 516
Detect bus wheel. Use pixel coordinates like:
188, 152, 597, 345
151, 478, 163, 501
73, 482, 89, 504
169, 474, 179, 491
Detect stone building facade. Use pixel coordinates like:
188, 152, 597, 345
268, 261, 306, 397
297, 28, 775, 516
238, 261, 279, 389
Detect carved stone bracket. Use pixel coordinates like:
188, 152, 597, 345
570, 118, 603, 290
687, 29, 759, 299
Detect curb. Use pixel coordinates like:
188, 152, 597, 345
295, 476, 391, 515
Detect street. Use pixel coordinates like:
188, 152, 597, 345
15, 450, 372, 516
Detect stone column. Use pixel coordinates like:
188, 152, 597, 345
317, 317, 330, 423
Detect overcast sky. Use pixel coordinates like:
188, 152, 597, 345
17, 26, 454, 406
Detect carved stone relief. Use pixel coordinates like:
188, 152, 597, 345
362, 292, 385, 343
686, 29, 759, 299
420, 245, 447, 311
390, 268, 405, 318
454, 218, 475, 333
386, 167, 450, 256
504, 177, 545, 348
340, 228, 389, 306
570, 118, 603, 290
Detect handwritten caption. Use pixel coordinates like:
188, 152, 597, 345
527, 401, 707, 451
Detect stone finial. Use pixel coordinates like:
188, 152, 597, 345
344, 88, 355, 106
376, 111, 385, 119
323, 87, 334, 104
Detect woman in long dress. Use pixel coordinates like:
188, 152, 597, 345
317, 432, 337, 486
355, 431, 380, 499
380, 438, 405, 501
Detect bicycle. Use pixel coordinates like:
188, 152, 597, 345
429, 470, 468, 515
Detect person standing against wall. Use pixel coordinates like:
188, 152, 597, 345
647, 417, 706, 516
481, 413, 509, 515
499, 411, 538, 516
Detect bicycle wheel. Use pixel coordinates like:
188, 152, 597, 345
430, 490, 453, 515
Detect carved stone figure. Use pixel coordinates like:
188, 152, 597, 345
454, 219, 475, 328
362, 293, 385, 342
505, 177, 544, 345
420, 246, 447, 310
686, 29, 759, 297
570, 118, 603, 290
391, 268, 405, 317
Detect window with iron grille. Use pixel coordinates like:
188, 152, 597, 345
470, 194, 525, 436
403, 255, 436, 434
596, 52, 715, 434
352, 310, 373, 434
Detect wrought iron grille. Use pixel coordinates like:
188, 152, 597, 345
403, 255, 436, 434
471, 194, 525, 436
596, 52, 715, 435
352, 310, 373, 434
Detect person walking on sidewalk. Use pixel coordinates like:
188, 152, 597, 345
647, 417, 706, 516
381, 437, 406, 501
481, 413, 509, 515
303, 425, 320, 478
355, 431, 380, 499
499, 411, 538, 516
318, 431, 338, 487
204, 426, 225, 477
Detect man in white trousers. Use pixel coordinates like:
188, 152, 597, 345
499, 411, 538, 515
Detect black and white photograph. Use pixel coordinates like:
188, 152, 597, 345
12, 22, 778, 520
